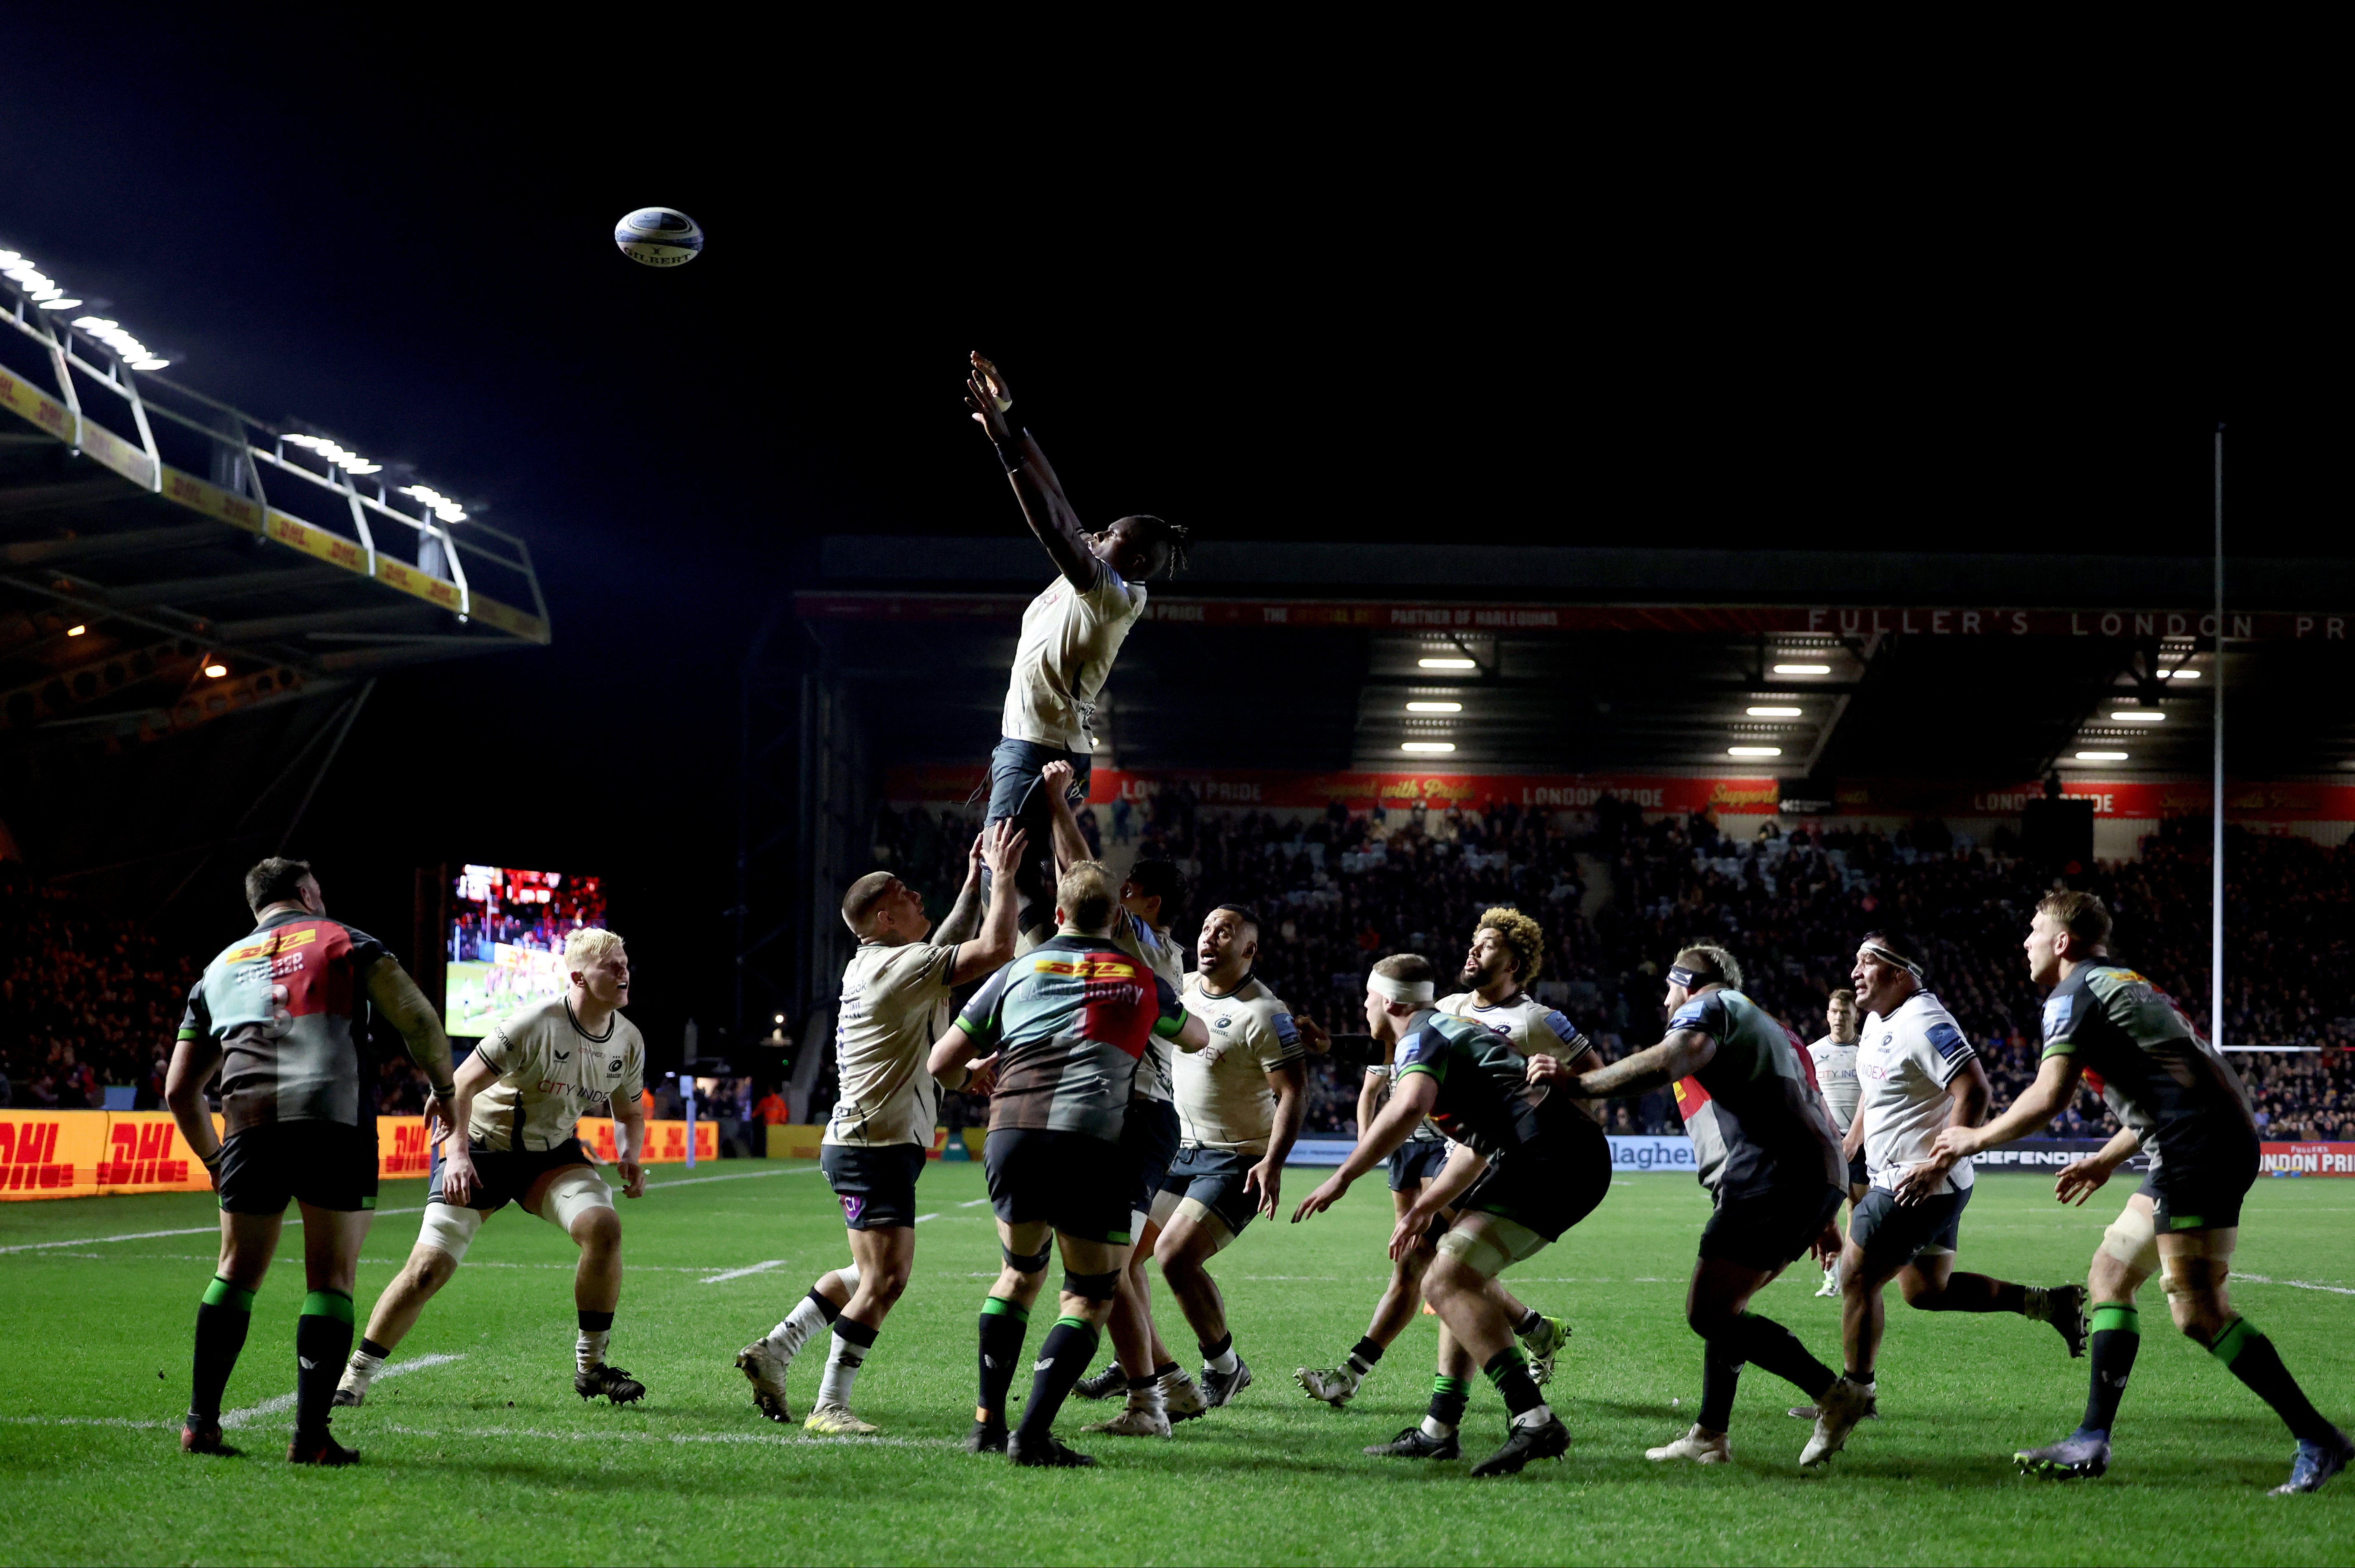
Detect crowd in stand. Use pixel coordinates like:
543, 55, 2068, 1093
872, 793, 2355, 1145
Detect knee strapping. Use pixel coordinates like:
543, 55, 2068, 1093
2099, 1206, 2159, 1273
539, 1168, 615, 1234
418, 1202, 483, 1264
1003, 1241, 1052, 1274
1063, 1269, 1120, 1302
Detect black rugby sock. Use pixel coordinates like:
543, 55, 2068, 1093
1346, 1337, 1384, 1377
294, 1290, 354, 1440
1015, 1317, 1100, 1443
1483, 1347, 1545, 1420
1719, 1310, 1837, 1401
2210, 1317, 2337, 1444
1428, 1375, 1471, 1430
975, 1298, 1028, 1426
1698, 1346, 1740, 1432
190, 1277, 255, 1423
358, 1337, 392, 1362
2080, 1303, 2139, 1435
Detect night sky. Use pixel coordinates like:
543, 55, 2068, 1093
1, 16, 2329, 1055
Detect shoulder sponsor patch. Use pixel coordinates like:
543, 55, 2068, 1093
1542, 1010, 1579, 1043
1925, 1021, 1970, 1061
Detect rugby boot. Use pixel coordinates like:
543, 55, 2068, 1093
1645, 1425, 1732, 1464
287, 1430, 360, 1466
179, 1417, 238, 1457
1518, 1315, 1571, 1387
329, 1385, 364, 1409
1073, 1362, 1126, 1401
1007, 1430, 1097, 1468
2272, 1428, 2354, 1495
2043, 1284, 2089, 1358
1789, 1395, 1879, 1420
1814, 1264, 1842, 1298
803, 1403, 880, 1436
1161, 1367, 1209, 1422
1199, 1357, 1252, 1409
735, 1340, 792, 1423
1365, 1425, 1460, 1460
1083, 1402, 1172, 1438
574, 1362, 646, 1405
1801, 1375, 1875, 1466
1294, 1365, 1362, 1408
1470, 1414, 1571, 1478
963, 1419, 1009, 1454
2015, 1428, 2111, 1479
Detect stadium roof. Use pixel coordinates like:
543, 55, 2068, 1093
0, 278, 548, 906
803, 536, 2355, 786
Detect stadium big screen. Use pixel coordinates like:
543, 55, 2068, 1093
444, 864, 606, 1037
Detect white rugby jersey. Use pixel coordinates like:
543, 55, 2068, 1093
824, 939, 958, 1148
471, 997, 646, 1154
1427, 989, 1596, 1137
1808, 1033, 1862, 1133
1000, 559, 1146, 753
1858, 991, 1978, 1195
1176, 972, 1303, 1155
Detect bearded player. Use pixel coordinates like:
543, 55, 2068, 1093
1297, 910, 1575, 1417
1295, 953, 1614, 1478
965, 352, 1189, 941
732, 821, 1025, 1434
1915, 891, 2350, 1494
335, 927, 648, 1412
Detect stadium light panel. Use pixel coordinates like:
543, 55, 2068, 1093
1746, 705, 1802, 718
2109, 710, 2166, 723
1727, 745, 1782, 758
1400, 741, 1456, 753
2073, 750, 2129, 762
203, 662, 228, 678
66, 625, 85, 636
1772, 663, 1832, 675
2156, 668, 2200, 679
1417, 657, 1477, 670
1405, 701, 1463, 712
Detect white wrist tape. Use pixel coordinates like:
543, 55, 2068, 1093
1367, 973, 1434, 1006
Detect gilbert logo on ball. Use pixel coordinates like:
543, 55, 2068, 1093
613, 208, 704, 268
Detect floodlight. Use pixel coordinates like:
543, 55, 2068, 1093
1728, 746, 1782, 758
2109, 710, 2165, 723
1418, 657, 1476, 670
1772, 663, 1832, 675
1747, 706, 1802, 718
1405, 701, 1462, 712
1400, 741, 1456, 753
2072, 751, 2128, 762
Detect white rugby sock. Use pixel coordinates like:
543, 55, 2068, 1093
1511, 1402, 1556, 1430
1205, 1346, 1240, 1376
1126, 1378, 1166, 1415
576, 1329, 611, 1373
768, 1281, 848, 1363
1420, 1415, 1457, 1440
817, 1322, 873, 1409
339, 1348, 385, 1391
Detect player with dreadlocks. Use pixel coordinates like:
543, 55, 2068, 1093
965, 351, 1190, 942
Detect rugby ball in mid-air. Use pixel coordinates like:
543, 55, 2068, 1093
614, 208, 703, 267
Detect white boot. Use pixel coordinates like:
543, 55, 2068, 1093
1645, 1424, 1732, 1464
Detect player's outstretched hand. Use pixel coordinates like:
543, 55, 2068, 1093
1244, 1155, 1282, 1219
1294, 1016, 1331, 1056
1040, 759, 1074, 800
967, 351, 1015, 444
965, 823, 988, 878
980, 820, 1027, 883
618, 1160, 645, 1199
2053, 1155, 2114, 1207
1292, 1173, 1349, 1224
1387, 1203, 1438, 1263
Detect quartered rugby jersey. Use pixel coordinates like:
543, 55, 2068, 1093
1858, 991, 1977, 1195
1667, 988, 1843, 1199
1393, 1008, 1571, 1159
1176, 972, 1302, 1155
471, 996, 647, 1154
180, 909, 388, 1135
1112, 912, 1188, 1105
959, 933, 1189, 1142
2040, 963, 2254, 1160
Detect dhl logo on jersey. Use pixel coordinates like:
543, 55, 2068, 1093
222, 927, 319, 965
1031, 957, 1139, 981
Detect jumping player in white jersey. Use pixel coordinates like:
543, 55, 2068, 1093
1298, 909, 1577, 1430
336, 928, 648, 1410
1807, 989, 1864, 1298
1799, 933, 2086, 1466
733, 821, 1026, 1434
965, 353, 1189, 941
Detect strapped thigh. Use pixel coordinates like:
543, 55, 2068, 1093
418, 1202, 483, 1264
536, 1167, 614, 1233
2099, 1201, 2160, 1274
1434, 1214, 1548, 1280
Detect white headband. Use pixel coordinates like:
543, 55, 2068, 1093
1368, 973, 1435, 1006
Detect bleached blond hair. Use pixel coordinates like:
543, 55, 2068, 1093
564, 927, 626, 975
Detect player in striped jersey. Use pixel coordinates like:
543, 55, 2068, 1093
1297, 909, 1576, 1422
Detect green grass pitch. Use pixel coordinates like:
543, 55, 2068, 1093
3, 1164, 2350, 1566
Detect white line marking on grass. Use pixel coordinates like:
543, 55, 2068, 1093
1, 1414, 174, 1430
380, 1422, 958, 1450
958, 1198, 992, 1208
912, 1213, 940, 1224
2233, 1272, 2355, 1296
219, 1353, 465, 1429
641, 1167, 822, 1192
700, 1259, 790, 1284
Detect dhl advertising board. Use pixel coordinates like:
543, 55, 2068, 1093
2, 1112, 720, 1201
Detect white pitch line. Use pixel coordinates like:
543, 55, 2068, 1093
958, 1198, 992, 1208
382, 1422, 958, 1450
2233, 1272, 2355, 1296
699, 1259, 790, 1285
912, 1213, 940, 1224
220, 1352, 465, 1429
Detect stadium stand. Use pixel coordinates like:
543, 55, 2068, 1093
873, 795, 2355, 1144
